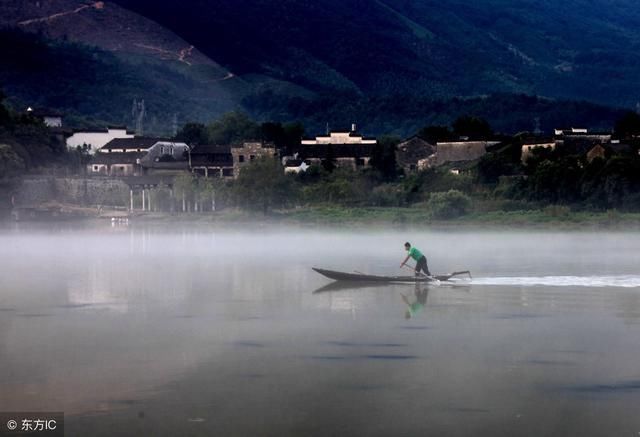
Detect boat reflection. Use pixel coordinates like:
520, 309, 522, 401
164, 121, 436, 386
312, 280, 472, 294
312, 281, 400, 294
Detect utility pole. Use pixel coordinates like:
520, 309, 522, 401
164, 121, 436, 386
172, 113, 178, 137
132, 99, 146, 136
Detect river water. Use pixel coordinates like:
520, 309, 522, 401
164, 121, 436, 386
1, 226, 639, 436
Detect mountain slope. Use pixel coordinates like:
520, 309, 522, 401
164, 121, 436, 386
0, 0, 635, 135
0, 29, 240, 134
0, 0, 254, 132
112, 0, 640, 107
0, 0, 224, 67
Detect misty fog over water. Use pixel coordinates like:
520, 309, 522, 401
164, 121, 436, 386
1, 225, 640, 436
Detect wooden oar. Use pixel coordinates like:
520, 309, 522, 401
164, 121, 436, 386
401, 264, 440, 285
431, 271, 472, 281
440, 270, 472, 280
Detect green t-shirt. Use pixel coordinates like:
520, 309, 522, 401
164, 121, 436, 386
408, 247, 423, 261
409, 302, 424, 315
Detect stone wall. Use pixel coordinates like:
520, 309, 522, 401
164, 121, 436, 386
231, 142, 277, 178
15, 177, 130, 207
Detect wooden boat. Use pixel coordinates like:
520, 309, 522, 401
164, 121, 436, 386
312, 267, 471, 283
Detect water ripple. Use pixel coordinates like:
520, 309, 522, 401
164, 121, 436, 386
564, 380, 640, 394
473, 275, 640, 288
327, 341, 408, 348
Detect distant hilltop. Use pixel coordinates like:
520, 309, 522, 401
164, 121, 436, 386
0, 0, 638, 135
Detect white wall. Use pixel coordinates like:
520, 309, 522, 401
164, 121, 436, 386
67, 129, 134, 155
302, 132, 377, 145
44, 116, 62, 128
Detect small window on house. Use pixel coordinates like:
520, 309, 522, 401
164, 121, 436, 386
239, 155, 245, 163
93, 165, 99, 171
250, 155, 256, 161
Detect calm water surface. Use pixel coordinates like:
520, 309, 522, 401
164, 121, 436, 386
1, 226, 640, 436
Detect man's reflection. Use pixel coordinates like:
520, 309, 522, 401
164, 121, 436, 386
401, 284, 429, 319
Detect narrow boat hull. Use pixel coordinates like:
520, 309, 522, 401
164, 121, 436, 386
312, 267, 471, 283
313, 267, 431, 283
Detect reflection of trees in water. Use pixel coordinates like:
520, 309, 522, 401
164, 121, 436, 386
65, 254, 192, 311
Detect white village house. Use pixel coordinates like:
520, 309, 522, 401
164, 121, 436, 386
66, 127, 135, 155
285, 124, 377, 171
301, 125, 377, 145
88, 137, 189, 177
26, 107, 62, 127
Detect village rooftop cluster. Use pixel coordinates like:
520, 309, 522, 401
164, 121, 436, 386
20, 107, 640, 217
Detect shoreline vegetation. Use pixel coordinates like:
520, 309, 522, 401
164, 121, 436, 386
9, 204, 640, 230
4, 88, 640, 228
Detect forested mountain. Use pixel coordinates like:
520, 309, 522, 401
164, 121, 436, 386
1, 0, 638, 134
114, 0, 640, 107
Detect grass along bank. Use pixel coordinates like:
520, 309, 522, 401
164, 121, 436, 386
275, 206, 640, 228
121, 205, 640, 229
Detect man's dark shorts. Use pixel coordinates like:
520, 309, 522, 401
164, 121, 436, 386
415, 255, 431, 276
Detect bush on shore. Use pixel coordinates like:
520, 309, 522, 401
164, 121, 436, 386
425, 190, 472, 219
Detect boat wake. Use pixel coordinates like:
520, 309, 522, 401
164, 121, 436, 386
472, 275, 640, 288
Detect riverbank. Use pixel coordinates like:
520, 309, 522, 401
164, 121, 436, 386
7, 202, 640, 229
65, 206, 640, 229
267, 206, 640, 229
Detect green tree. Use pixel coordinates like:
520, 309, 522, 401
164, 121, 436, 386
452, 116, 493, 140
175, 122, 209, 145
173, 173, 195, 212
477, 151, 519, 184
260, 121, 304, 154
261, 122, 284, 144
426, 190, 472, 219
207, 112, 260, 144
614, 111, 640, 139
322, 144, 336, 172
527, 156, 582, 204
197, 176, 218, 212
0, 90, 10, 127
417, 125, 452, 143
599, 156, 640, 208
369, 135, 400, 181
234, 157, 297, 215
0, 144, 25, 180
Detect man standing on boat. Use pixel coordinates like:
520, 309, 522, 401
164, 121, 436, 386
400, 242, 431, 277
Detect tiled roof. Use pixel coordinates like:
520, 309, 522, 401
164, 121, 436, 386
101, 137, 166, 150
191, 144, 232, 154
92, 152, 145, 165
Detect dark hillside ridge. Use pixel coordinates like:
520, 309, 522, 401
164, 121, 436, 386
113, 0, 640, 107
0, 0, 634, 134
